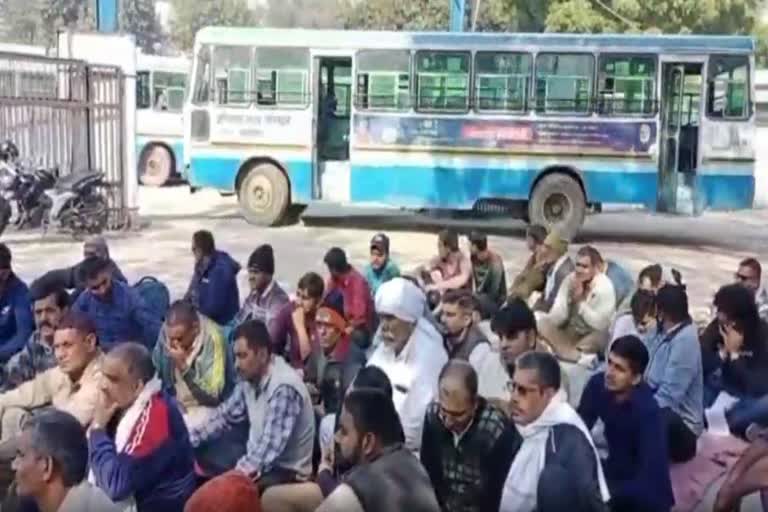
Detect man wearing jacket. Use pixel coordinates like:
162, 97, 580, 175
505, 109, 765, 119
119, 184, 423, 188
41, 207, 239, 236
0, 243, 34, 363
186, 230, 241, 326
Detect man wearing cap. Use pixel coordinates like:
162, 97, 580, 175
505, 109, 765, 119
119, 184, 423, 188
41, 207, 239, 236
324, 248, 375, 349
533, 231, 574, 314
364, 234, 401, 299
235, 244, 289, 338
367, 277, 448, 454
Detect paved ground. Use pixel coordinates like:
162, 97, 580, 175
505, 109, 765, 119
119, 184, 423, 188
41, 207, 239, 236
5, 185, 768, 321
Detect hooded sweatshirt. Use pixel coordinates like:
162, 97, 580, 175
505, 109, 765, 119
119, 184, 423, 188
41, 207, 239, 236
186, 250, 241, 326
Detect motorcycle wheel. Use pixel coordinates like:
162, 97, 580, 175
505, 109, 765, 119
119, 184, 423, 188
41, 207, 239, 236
68, 194, 108, 241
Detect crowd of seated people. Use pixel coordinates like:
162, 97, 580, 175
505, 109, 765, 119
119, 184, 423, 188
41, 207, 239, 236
1, 226, 768, 512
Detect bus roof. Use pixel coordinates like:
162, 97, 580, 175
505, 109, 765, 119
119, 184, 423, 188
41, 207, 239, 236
195, 28, 755, 54
136, 52, 191, 73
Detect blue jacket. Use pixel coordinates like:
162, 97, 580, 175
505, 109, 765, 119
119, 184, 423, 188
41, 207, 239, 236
73, 280, 161, 351
186, 250, 241, 326
644, 321, 705, 436
89, 390, 196, 512
0, 274, 34, 362
579, 373, 674, 512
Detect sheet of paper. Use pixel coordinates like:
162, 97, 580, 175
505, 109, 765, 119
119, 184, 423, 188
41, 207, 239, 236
705, 392, 740, 436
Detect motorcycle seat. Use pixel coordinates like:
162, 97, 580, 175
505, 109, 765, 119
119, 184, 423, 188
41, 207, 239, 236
56, 171, 103, 191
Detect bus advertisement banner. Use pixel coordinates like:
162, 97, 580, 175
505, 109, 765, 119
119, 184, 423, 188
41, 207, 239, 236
353, 115, 657, 156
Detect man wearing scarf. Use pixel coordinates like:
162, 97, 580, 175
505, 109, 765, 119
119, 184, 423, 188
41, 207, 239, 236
367, 278, 447, 454
501, 351, 610, 512
533, 231, 574, 314
152, 300, 231, 430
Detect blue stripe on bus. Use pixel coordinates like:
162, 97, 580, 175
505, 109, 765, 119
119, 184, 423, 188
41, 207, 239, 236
698, 174, 755, 210
189, 156, 313, 202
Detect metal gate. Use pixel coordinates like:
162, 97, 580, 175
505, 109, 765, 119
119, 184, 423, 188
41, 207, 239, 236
0, 51, 127, 229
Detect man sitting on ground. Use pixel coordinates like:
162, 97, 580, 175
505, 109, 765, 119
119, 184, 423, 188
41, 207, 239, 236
153, 300, 231, 431
316, 388, 441, 512
363, 234, 400, 299
189, 320, 315, 492
538, 246, 616, 362
734, 257, 768, 322
0, 283, 69, 391
89, 343, 196, 512
12, 409, 118, 512
579, 335, 674, 512
500, 352, 610, 512
271, 272, 324, 369
324, 247, 375, 348
185, 230, 241, 327
73, 256, 161, 350
609, 289, 657, 345
508, 225, 548, 303
367, 278, 447, 453
0, 243, 34, 363
440, 289, 493, 376
421, 360, 520, 512
419, 229, 472, 296
644, 284, 703, 463
533, 231, 573, 314
0, 312, 103, 442
468, 231, 507, 311
234, 244, 289, 336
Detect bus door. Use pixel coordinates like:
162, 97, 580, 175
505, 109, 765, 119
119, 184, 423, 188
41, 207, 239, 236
311, 54, 353, 202
658, 57, 705, 214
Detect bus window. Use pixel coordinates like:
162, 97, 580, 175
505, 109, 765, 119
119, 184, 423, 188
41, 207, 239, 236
213, 45, 252, 105
598, 55, 656, 116
535, 53, 594, 114
415, 51, 470, 113
707, 55, 749, 119
136, 71, 151, 109
153, 71, 187, 112
192, 45, 211, 105
474, 52, 531, 113
356, 50, 411, 110
253, 47, 309, 107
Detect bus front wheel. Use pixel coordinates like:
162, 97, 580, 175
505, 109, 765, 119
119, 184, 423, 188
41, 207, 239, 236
528, 173, 586, 240
237, 163, 290, 227
139, 145, 173, 187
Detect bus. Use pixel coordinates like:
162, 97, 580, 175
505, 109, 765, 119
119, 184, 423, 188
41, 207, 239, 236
136, 52, 190, 186
755, 69, 768, 207
183, 28, 755, 237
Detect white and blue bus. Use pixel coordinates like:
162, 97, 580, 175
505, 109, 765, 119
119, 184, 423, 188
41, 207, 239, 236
136, 52, 190, 186
183, 28, 755, 237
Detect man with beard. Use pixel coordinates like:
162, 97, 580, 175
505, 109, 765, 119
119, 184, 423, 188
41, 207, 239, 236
316, 388, 440, 512
0, 243, 34, 364
270, 272, 325, 369
0, 283, 69, 391
363, 234, 400, 299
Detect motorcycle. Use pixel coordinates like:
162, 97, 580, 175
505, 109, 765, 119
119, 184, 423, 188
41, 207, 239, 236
0, 160, 59, 230
41, 170, 110, 240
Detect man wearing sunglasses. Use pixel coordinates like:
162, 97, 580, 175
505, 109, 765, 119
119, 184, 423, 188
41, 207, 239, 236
420, 360, 519, 512
734, 258, 768, 323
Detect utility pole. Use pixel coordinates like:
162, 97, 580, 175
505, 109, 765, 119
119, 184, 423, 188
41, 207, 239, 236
95, 0, 119, 32
449, 0, 465, 32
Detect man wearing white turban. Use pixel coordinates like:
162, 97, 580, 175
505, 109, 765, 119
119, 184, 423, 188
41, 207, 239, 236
367, 278, 448, 454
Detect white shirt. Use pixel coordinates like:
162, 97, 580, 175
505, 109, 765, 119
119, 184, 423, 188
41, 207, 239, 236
540, 273, 617, 332
367, 320, 447, 454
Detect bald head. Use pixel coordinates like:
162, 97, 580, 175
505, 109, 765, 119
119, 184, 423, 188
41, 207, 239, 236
107, 342, 155, 384
438, 359, 479, 402
166, 300, 199, 327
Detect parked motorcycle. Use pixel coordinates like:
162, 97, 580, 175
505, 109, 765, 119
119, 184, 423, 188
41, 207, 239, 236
41, 171, 110, 240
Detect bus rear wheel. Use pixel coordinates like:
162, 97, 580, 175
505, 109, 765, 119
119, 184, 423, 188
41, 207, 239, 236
139, 144, 173, 187
528, 173, 586, 240
237, 162, 290, 226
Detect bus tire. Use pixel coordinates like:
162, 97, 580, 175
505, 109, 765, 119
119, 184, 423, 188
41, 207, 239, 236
139, 144, 173, 187
237, 162, 290, 227
528, 173, 586, 240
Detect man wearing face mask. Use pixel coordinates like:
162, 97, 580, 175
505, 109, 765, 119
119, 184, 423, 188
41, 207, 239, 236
367, 278, 447, 454
420, 361, 520, 512
316, 388, 441, 512
88, 342, 196, 512
0, 283, 69, 391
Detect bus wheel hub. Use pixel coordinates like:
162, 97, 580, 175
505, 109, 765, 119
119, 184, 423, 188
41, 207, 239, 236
544, 193, 570, 222
248, 176, 272, 211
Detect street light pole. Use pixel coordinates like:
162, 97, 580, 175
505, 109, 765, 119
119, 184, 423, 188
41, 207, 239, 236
95, 0, 119, 32
449, 0, 465, 32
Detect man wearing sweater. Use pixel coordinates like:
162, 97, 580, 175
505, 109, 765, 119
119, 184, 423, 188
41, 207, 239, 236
578, 335, 674, 512
0, 243, 34, 363
537, 246, 616, 363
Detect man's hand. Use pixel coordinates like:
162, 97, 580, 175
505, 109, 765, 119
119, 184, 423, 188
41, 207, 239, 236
166, 343, 189, 373
569, 277, 587, 303
92, 390, 119, 430
292, 306, 306, 330
713, 483, 737, 512
319, 441, 335, 474
720, 323, 745, 355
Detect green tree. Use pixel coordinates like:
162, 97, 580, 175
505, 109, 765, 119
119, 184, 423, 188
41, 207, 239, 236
122, 0, 164, 53
340, 0, 448, 30
264, 0, 342, 28
169, 0, 259, 51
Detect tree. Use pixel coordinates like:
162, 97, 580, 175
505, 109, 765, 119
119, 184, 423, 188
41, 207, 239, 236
264, 0, 342, 28
169, 0, 259, 51
122, 0, 164, 54
340, 0, 449, 30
